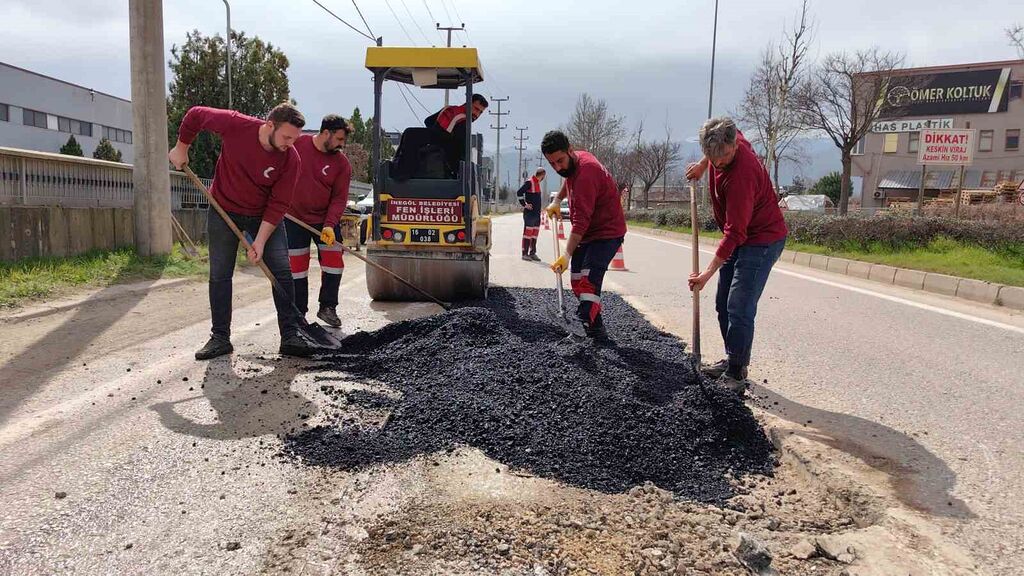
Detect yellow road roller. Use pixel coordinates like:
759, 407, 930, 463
364, 46, 491, 301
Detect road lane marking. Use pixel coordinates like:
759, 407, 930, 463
629, 232, 1024, 336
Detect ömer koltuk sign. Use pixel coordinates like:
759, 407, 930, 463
918, 129, 976, 166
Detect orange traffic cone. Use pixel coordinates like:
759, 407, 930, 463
542, 211, 550, 230
609, 244, 628, 271
557, 220, 566, 240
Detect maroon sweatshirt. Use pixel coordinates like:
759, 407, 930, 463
566, 151, 627, 243
289, 135, 352, 228
708, 131, 788, 261
177, 106, 300, 225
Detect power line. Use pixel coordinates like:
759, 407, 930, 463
349, 0, 375, 38
401, 84, 432, 115
421, 0, 445, 42
396, 84, 422, 123
437, 0, 454, 29
383, 0, 417, 45
311, 0, 375, 42
399, 0, 433, 45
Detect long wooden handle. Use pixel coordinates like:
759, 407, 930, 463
182, 166, 279, 286
283, 214, 451, 310
689, 185, 702, 365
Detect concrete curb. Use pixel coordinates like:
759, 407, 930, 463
0, 277, 197, 324
629, 225, 1024, 311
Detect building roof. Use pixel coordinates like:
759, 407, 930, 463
854, 58, 1024, 78
878, 169, 956, 190
0, 61, 131, 104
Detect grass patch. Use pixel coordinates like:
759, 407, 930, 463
628, 220, 1024, 287
0, 245, 212, 308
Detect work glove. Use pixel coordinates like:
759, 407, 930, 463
544, 202, 561, 219
320, 227, 335, 246
550, 255, 568, 275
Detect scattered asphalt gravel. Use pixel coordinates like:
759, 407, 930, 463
282, 287, 775, 503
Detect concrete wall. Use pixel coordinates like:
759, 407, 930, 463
0, 62, 134, 163
0, 206, 207, 262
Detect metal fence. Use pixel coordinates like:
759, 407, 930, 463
0, 146, 216, 210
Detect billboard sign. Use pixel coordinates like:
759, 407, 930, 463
879, 68, 1011, 117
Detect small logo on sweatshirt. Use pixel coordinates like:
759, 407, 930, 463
263, 167, 275, 179
321, 165, 329, 176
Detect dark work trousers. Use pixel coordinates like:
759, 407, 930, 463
207, 209, 298, 340
715, 238, 786, 370
569, 237, 624, 331
284, 218, 344, 315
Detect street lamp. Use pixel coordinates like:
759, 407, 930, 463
222, 0, 232, 109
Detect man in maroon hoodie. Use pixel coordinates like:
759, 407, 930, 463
286, 114, 353, 328
686, 117, 788, 395
542, 130, 627, 343
167, 103, 314, 360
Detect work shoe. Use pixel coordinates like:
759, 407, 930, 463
317, 305, 342, 327
528, 253, 542, 262
279, 334, 316, 358
701, 359, 730, 379
716, 372, 749, 396
195, 336, 233, 360
586, 324, 616, 346
522, 253, 532, 261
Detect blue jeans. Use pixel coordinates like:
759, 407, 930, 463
715, 238, 786, 370
207, 209, 298, 340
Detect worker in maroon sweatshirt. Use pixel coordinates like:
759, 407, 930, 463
167, 103, 313, 360
686, 117, 788, 395
286, 114, 353, 328
423, 94, 488, 177
542, 130, 627, 343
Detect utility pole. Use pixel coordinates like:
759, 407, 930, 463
436, 23, 465, 107
702, 0, 720, 207
128, 0, 172, 256
222, 0, 231, 109
514, 126, 529, 184
488, 96, 509, 210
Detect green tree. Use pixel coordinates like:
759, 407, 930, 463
59, 135, 83, 157
811, 171, 842, 204
93, 138, 123, 162
166, 30, 293, 178
346, 106, 394, 183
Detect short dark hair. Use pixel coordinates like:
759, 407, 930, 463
541, 130, 570, 155
268, 102, 306, 129
472, 94, 488, 108
320, 114, 351, 135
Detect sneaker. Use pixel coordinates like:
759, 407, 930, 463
701, 359, 730, 379
195, 336, 233, 360
279, 333, 316, 358
528, 253, 542, 262
522, 254, 532, 261
716, 372, 749, 395
316, 305, 342, 327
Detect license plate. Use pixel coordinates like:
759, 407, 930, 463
410, 228, 440, 243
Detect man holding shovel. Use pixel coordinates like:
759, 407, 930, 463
686, 117, 787, 394
168, 103, 315, 360
285, 114, 353, 328
542, 130, 627, 343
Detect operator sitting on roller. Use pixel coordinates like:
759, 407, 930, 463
423, 94, 488, 177
543, 130, 627, 343
286, 114, 353, 328
516, 167, 546, 261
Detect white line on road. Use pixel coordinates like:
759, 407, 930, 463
630, 232, 1024, 336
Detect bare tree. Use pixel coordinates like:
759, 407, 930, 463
564, 93, 626, 163
1009, 24, 1024, 58
736, 0, 813, 191
796, 48, 905, 215
633, 122, 681, 209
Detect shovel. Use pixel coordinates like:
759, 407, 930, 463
549, 214, 586, 338
182, 167, 342, 350
283, 214, 452, 311
689, 185, 702, 371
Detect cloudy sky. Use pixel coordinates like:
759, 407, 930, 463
2, 0, 1019, 170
